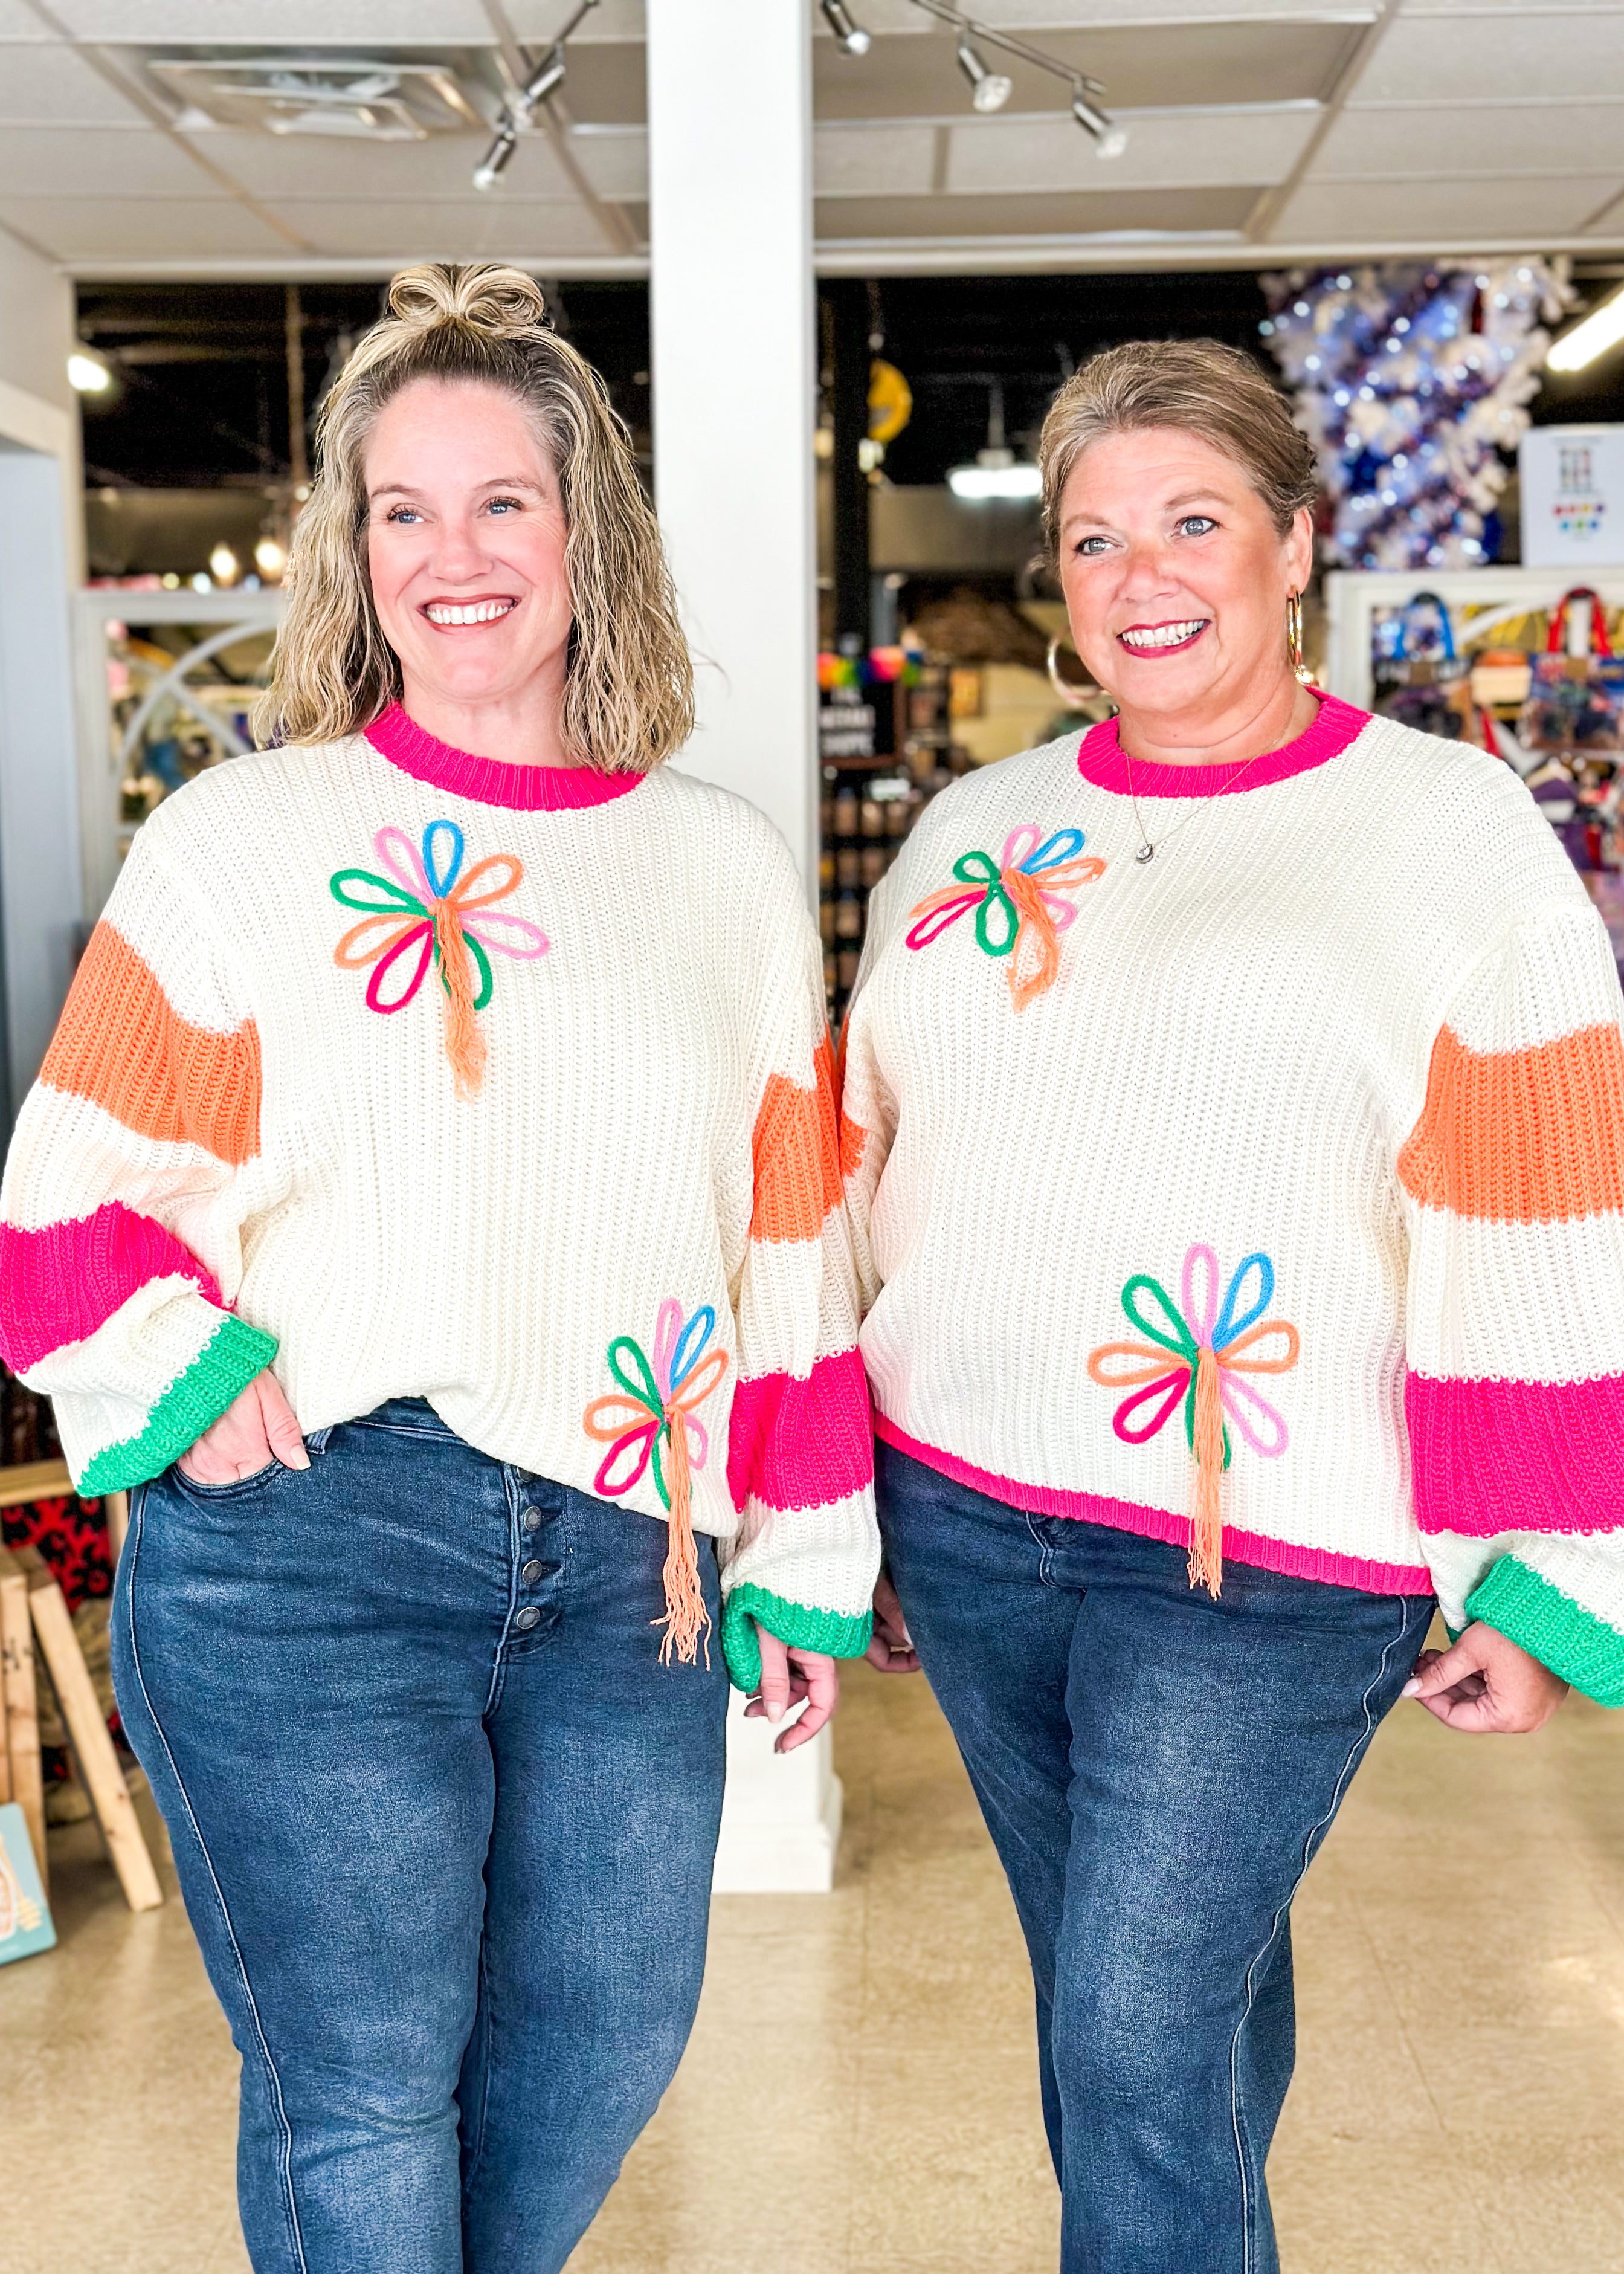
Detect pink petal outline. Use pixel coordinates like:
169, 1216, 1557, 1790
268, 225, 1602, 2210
683, 1413, 710, 1472
594, 1419, 658, 1498
905, 890, 982, 950
461, 909, 550, 960
651, 1299, 683, 1401
1000, 822, 1042, 871
364, 921, 434, 1013
1219, 1372, 1289, 1457
1181, 1245, 1220, 1348
1112, 1366, 1190, 1444
375, 825, 432, 901
1039, 890, 1080, 934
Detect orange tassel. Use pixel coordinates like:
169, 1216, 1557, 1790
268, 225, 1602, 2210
1003, 867, 1063, 1011
1189, 1346, 1225, 1598
432, 900, 487, 1101
655, 1407, 712, 1668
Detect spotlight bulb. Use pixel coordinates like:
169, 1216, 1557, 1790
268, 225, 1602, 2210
820, 0, 871, 57
68, 350, 111, 394
208, 544, 240, 586
520, 44, 566, 112
957, 37, 1012, 114
1071, 90, 1127, 158
473, 122, 517, 190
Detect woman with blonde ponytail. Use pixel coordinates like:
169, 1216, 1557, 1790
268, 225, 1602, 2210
0, 265, 878, 2271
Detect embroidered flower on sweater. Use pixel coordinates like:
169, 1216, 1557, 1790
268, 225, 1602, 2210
906, 824, 1104, 1009
330, 820, 548, 1096
1088, 1245, 1300, 1597
584, 1299, 731, 1665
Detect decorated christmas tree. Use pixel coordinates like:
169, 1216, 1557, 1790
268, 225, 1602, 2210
1260, 262, 1568, 570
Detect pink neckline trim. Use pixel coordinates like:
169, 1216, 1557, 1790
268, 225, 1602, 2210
364, 703, 644, 813
1075, 693, 1370, 800
874, 1415, 1433, 1597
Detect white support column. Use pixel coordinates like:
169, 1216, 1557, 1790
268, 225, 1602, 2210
646, 0, 819, 887
648, 1, 842, 1891
0, 233, 84, 1126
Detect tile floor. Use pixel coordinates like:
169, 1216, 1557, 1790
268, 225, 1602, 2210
4, 1662, 1622, 2274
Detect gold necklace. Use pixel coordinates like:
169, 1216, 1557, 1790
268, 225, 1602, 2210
1121, 740, 1270, 864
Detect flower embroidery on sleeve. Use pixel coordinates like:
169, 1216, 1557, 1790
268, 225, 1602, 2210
906, 824, 1104, 1009
1088, 1244, 1300, 1598
583, 1299, 730, 1665
330, 819, 548, 1098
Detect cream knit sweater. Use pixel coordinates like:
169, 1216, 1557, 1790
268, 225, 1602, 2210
0, 707, 878, 1690
841, 697, 1624, 1705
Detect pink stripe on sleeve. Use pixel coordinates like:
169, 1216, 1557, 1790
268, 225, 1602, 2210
1406, 1367, 1624, 1537
726, 1346, 875, 1514
0, 1203, 222, 1374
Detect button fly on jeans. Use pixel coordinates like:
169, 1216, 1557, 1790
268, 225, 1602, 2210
512, 1606, 542, 1632
520, 1559, 545, 1585
521, 1507, 543, 1533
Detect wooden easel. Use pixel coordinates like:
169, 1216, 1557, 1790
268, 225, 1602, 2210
0, 1462, 160, 1912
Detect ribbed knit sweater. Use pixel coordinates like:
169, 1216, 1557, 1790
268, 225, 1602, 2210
841, 696, 1624, 1706
0, 706, 878, 1690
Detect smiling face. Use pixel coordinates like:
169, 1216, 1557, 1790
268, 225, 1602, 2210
364, 376, 573, 734
1056, 426, 1313, 748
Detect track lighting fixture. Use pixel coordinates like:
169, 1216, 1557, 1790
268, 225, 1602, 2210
1071, 87, 1129, 158
471, 0, 596, 190
820, 0, 872, 56
956, 36, 1012, 114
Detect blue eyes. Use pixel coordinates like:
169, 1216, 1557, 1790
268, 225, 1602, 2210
382, 496, 523, 525
1072, 514, 1219, 557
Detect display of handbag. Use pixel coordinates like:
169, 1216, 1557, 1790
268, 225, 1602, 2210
1519, 588, 1624, 755
1373, 591, 1473, 740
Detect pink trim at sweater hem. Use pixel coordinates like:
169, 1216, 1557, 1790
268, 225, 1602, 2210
1075, 694, 1370, 801
874, 1414, 1434, 1597
365, 702, 645, 812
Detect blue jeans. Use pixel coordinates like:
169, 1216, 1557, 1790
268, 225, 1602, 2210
112, 1399, 728, 2274
875, 1441, 1434, 2274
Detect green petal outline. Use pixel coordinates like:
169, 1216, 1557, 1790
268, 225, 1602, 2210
434, 927, 493, 1011
607, 1335, 662, 1413
1121, 1274, 1197, 1360
330, 868, 423, 916
975, 882, 1019, 958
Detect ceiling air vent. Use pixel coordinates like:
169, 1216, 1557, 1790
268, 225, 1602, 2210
148, 57, 488, 141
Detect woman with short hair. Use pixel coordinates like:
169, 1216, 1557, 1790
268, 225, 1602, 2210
843, 335, 1623, 2270
0, 263, 878, 2273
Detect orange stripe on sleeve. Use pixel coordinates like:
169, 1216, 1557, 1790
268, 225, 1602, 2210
1398, 1020, 1624, 1223
751, 1033, 843, 1243
41, 922, 261, 1168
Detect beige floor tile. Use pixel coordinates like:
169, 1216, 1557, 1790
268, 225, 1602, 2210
3, 1664, 1622, 2273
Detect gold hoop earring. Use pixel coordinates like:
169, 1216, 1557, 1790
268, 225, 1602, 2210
1287, 591, 1316, 687
1046, 634, 1098, 711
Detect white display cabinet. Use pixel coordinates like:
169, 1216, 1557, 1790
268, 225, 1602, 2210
1322, 566, 1624, 711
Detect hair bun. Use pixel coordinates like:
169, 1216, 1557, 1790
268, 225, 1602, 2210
385, 263, 550, 340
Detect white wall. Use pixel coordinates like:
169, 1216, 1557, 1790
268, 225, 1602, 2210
0, 227, 83, 1122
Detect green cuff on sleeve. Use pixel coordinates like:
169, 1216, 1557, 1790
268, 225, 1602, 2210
721, 1583, 873, 1694
79, 1313, 280, 1496
1465, 1554, 1624, 1708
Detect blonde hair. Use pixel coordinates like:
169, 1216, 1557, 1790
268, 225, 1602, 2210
1039, 338, 1317, 557
256, 263, 693, 770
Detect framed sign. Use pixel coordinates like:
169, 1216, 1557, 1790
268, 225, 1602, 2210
1519, 426, 1624, 569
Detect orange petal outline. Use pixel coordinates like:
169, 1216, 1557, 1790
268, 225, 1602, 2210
584, 1393, 658, 1444
450, 853, 524, 913
334, 914, 422, 970
668, 1346, 729, 1414
1219, 1319, 1300, 1375
1087, 1339, 1178, 1388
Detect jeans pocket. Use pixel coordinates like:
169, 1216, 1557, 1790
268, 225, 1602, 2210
171, 1458, 281, 1500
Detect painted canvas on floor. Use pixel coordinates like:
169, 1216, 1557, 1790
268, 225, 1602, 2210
0, 1800, 55, 1963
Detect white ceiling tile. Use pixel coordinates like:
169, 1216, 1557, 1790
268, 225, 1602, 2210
45, 0, 495, 39
1271, 173, 1622, 241
261, 196, 619, 259
1585, 186, 1624, 230
188, 127, 573, 201
507, 0, 643, 36
0, 42, 147, 122
814, 122, 936, 197
1352, 13, 1624, 103
0, 123, 208, 198
1313, 100, 1624, 177
567, 128, 647, 201
0, 0, 52, 35
0, 194, 289, 257
946, 105, 1318, 195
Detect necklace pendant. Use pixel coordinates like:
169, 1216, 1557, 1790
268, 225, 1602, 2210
1135, 841, 1155, 864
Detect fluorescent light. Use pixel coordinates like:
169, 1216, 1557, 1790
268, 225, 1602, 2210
821, 0, 872, 56
68, 350, 111, 394
956, 37, 1012, 113
1547, 285, 1624, 374
949, 463, 1042, 500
